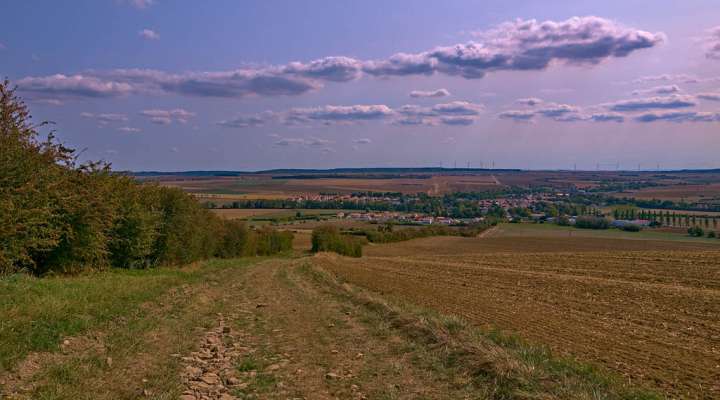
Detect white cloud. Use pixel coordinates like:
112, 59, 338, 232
80, 112, 128, 124
16, 17, 664, 100
121, 0, 155, 9
631, 85, 681, 96
409, 88, 450, 98
118, 126, 141, 133
139, 29, 159, 40
604, 95, 697, 112
140, 108, 195, 124
705, 26, 720, 60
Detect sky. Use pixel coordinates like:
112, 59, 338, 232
2, 0, 720, 171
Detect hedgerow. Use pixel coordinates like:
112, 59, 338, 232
0, 80, 291, 275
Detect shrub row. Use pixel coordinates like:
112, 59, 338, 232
0, 80, 291, 275
311, 225, 364, 257
359, 223, 492, 244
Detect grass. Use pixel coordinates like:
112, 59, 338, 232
0, 258, 259, 373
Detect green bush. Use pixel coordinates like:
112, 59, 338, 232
575, 216, 610, 230
311, 225, 363, 257
619, 224, 641, 232
708, 231, 716, 238
688, 226, 705, 237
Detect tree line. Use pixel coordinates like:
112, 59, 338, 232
0, 80, 291, 275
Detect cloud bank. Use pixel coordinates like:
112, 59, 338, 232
17, 16, 664, 100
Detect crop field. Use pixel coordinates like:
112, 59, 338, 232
314, 249, 720, 398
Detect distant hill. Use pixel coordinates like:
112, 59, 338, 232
129, 167, 522, 177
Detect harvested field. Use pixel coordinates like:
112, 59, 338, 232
314, 250, 720, 398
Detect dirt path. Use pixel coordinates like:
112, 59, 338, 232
177, 259, 477, 399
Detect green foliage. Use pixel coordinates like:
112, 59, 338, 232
311, 225, 363, 257
687, 226, 705, 237
0, 79, 291, 275
619, 224, 641, 232
575, 216, 610, 230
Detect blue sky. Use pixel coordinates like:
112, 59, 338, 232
2, 0, 720, 171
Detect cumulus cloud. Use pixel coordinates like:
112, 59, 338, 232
118, 126, 141, 133
222, 101, 485, 128
363, 53, 436, 77
409, 88, 451, 98
272, 136, 334, 148
634, 111, 720, 123
283, 56, 362, 82
18, 74, 134, 98
121, 0, 155, 9
630, 74, 700, 85
697, 92, 720, 101
140, 108, 195, 124
17, 17, 662, 100
499, 102, 585, 122
80, 112, 128, 124
499, 110, 536, 121
154, 70, 320, 98
516, 97, 543, 106
604, 95, 697, 112
18, 68, 321, 99
589, 112, 625, 122
414, 17, 663, 79
285, 105, 394, 125
216, 114, 268, 128
705, 26, 720, 60
139, 29, 159, 40
631, 85, 681, 96
394, 101, 484, 126
352, 138, 372, 144
536, 103, 578, 118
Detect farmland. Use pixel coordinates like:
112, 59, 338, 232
315, 248, 720, 398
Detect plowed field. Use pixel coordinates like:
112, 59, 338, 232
315, 251, 720, 398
